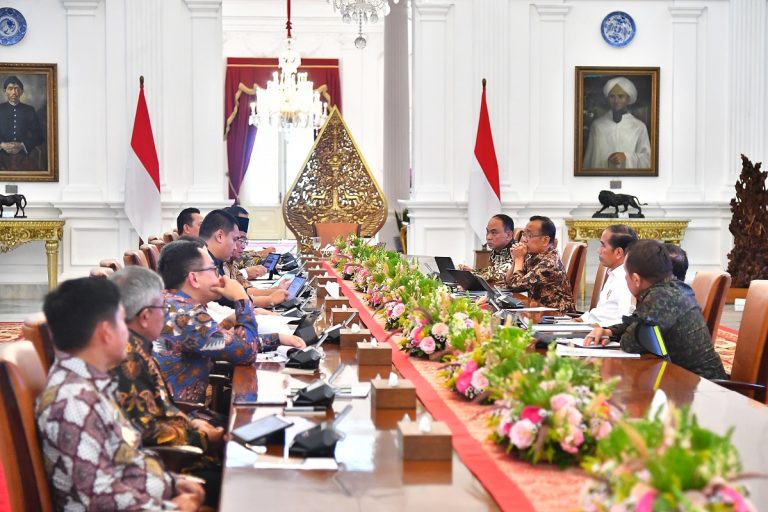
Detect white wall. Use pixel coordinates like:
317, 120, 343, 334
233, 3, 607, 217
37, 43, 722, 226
405, 0, 763, 282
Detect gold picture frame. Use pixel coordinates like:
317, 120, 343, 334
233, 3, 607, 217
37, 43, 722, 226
574, 66, 659, 177
0, 63, 58, 182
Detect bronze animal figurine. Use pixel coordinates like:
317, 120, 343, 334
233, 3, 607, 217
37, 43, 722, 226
0, 193, 27, 218
593, 190, 647, 217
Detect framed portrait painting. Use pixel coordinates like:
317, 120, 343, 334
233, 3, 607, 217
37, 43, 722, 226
0, 63, 58, 182
574, 66, 659, 177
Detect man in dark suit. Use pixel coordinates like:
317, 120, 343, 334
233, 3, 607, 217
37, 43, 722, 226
0, 75, 44, 170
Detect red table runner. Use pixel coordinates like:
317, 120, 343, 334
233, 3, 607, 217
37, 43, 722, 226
323, 262, 589, 512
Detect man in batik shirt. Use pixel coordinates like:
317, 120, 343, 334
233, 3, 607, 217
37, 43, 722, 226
36, 277, 204, 511
154, 240, 305, 403
110, 266, 224, 450
505, 215, 575, 312
225, 229, 288, 308
459, 214, 516, 286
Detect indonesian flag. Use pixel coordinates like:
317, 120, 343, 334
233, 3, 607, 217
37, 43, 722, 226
125, 77, 161, 241
468, 79, 501, 242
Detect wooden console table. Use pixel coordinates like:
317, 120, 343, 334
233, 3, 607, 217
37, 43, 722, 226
0, 219, 65, 290
565, 218, 691, 303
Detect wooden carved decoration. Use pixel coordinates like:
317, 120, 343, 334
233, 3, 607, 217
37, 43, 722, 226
282, 106, 388, 252
727, 154, 768, 287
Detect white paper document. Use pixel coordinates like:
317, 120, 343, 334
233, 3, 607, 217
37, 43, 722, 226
555, 337, 621, 349
555, 345, 641, 358
325, 281, 341, 298
255, 314, 298, 335
206, 301, 235, 324
532, 324, 595, 333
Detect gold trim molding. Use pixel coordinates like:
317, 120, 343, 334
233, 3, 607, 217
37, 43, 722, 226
565, 218, 690, 244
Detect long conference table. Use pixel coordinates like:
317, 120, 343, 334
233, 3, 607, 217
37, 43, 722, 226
219, 263, 768, 512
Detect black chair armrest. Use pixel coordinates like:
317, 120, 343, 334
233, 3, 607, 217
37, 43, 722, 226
711, 379, 765, 392
174, 400, 206, 413
151, 445, 205, 473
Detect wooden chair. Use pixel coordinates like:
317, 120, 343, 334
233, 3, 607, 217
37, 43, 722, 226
513, 228, 524, 242
589, 264, 609, 311
312, 223, 361, 247
148, 235, 159, 243
473, 248, 491, 270
712, 280, 768, 402
561, 241, 579, 271
563, 242, 587, 300
691, 271, 732, 344
150, 239, 166, 251
0, 341, 53, 512
90, 267, 114, 277
99, 258, 123, 272
124, 249, 149, 268
22, 313, 55, 373
163, 231, 178, 243
140, 243, 160, 271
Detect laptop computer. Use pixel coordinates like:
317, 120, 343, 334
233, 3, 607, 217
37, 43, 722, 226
446, 268, 489, 295
434, 256, 458, 285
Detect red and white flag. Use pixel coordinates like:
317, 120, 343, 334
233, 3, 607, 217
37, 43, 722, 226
468, 79, 501, 242
125, 77, 161, 241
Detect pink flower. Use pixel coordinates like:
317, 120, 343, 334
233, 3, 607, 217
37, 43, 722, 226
718, 485, 751, 512
419, 336, 436, 354
635, 490, 658, 512
591, 419, 613, 440
431, 322, 449, 338
410, 325, 424, 341
520, 405, 545, 425
456, 370, 473, 394
392, 302, 405, 318
465, 359, 479, 373
559, 427, 584, 454
470, 369, 489, 391
453, 312, 468, 321
550, 393, 577, 412
509, 419, 538, 449
496, 417, 512, 437
464, 318, 474, 329
565, 407, 583, 428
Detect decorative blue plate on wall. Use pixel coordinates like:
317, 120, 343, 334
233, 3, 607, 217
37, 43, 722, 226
601, 11, 635, 48
0, 8, 27, 46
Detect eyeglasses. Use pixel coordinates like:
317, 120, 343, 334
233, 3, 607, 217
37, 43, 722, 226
131, 304, 164, 320
190, 265, 218, 275
520, 232, 547, 239
236, 238, 248, 246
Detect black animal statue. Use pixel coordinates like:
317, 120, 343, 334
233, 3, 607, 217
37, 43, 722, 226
593, 190, 647, 218
0, 193, 27, 218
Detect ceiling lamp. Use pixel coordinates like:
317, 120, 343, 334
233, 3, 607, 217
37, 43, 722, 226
327, 0, 399, 49
249, 0, 328, 131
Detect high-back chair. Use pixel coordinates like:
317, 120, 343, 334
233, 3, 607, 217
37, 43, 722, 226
163, 231, 178, 243
140, 243, 161, 271
561, 241, 579, 271
691, 271, 732, 344
564, 242, 587, 300
513, 228, 524, 242
0, 341, 53, 512
312, 223, 361, 248
99, 258, 123, 272
589, 264, 609, 311
90, 267, 114, 277
712, 280, 768, 403
124, 249, 149, 268
150, 239, 166, 251
22, 313, 55, 373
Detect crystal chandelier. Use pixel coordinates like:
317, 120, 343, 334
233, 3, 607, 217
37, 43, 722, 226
327, 0, 400, 49
249, 0, 328, 131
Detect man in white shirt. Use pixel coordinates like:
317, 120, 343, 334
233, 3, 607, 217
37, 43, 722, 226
579, 224, 637, 326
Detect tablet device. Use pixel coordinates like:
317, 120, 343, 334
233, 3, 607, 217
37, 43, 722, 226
262, 253, 280, 272
231, 414, 293, 446
285, 275, 307, 300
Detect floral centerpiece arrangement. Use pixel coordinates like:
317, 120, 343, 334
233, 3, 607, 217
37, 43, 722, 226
441, 323, 534, 401
582, 397, 757, 512
400, 287, 491, 359
488, 347, 619, 466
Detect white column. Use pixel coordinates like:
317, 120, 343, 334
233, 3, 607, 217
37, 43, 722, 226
667, 6, 705, 201
411, 0, 454, 201
184, 0, 225, 202
727, 0, 767, 186
530, 3, 570, 200
61, 0, 106, 202
382, 0, 410, 247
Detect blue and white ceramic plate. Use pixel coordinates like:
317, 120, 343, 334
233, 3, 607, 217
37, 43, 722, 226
601, 11, 635, 48
0, 8, 27, 46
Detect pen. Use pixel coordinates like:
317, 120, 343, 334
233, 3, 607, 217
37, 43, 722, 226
286, 406, 327, 412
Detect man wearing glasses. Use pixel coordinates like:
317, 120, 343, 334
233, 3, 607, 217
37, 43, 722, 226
154, 240, 305, 403
225, 230, 289, 308
504, 215, 575, 312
